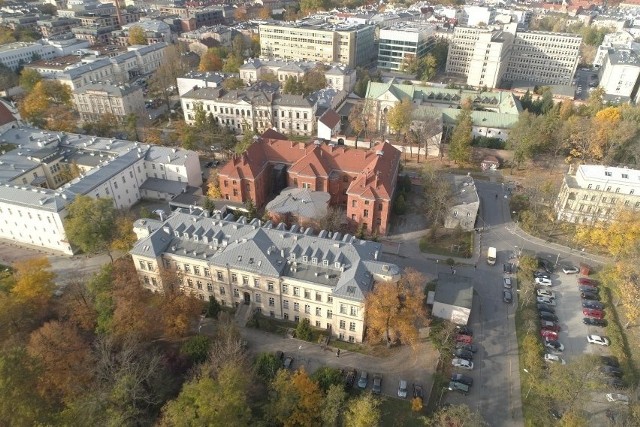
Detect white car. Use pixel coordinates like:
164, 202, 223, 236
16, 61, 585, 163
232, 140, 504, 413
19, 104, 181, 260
544, 354, 566, 365
452, 358, 474, 370
537, 296, 556, 306
606, 393, 629, 404
562, 265, 579, 274
397, 380, 408, 398
587, 334, 610, 346
536, 289, 555, 298
535, 277, 552, 286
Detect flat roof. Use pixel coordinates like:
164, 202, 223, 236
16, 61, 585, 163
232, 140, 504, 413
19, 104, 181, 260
434, 273, 474, 309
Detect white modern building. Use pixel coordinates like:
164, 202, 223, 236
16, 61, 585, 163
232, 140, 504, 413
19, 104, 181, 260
0, 42, 57, 71
177, 71, 231, 96
555, 164, 640, 224
462, 5, 496, 27
0, 124, 202, 255
594, 30, 639, 67
377, 23, 437, 72
598, 49, 640, 102
130, 210, 401, 343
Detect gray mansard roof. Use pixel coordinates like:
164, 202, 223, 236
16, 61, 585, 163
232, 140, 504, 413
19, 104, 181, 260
131, 211, 400, 302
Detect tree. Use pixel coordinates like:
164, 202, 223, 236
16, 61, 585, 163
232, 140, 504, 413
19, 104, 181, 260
268, 368, 324, 427
204, 295, 221, 319
364, 268, 427, 347
282, 76, 304, 95
259, 7, 271, 19
27, 320, 94, 402
448, 101, 473, 164
19, 80, 74, 130
149, 45, 192, 110
232, 35, 246, 58
128, 26, 147, 45
245, 198, 258, 220
222, 77, 245, 90
207, 173, 223, 199
317, 206, 345, 233
387, 98, 413, 137
322, 384, 347, 427
426, 404, 488, 427
157, 268, 202, 339
310, 366, 343, 392
236, 131, 256, 154
344, 393, 381, 427
198, 49, 223, 72
64, 196, 118, 261
144, 127, 163, 145
19, 68, 42, 92
349, 100, 376, 144
254, 352, 281, 382
233, 7, 248, 22
111, 215, 138, 252
38, 3, 58, 15
295, 318, 313, 341
10, 257, 55, 311
0, 63, 18, 91
223, 54, 243, 73
301, 66, 327, 95
83, 112, 118, 137
300, 0, 328, 14
421, 166, 453, 227
181, 336, 211, 364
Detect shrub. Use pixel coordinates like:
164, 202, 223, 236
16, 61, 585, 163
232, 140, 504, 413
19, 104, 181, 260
254, 352, 281, 382
394, 193, 407, 215
472, 136, 505, 149
204, 296, 221, 319
180, 335, 211, 364
311, 366, 343, 391
295, 318, 313, 341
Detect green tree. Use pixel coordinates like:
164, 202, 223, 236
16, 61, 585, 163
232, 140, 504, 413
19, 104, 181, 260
245, 198, 258, 220
19, 68, 42, 92
204, 295, 221, 318
322, 384, 348, 427
254, 352, 281, 382
301, 66, 327, 95
181, 336, 211, 364
426, 404, 488, 427
0, 63, 18, 91
232, 34, 245, 58
282, 76, 304, 95
310, 366, 343, 392
222, 77, 245, 90
448, 101, 473, 164
295, 318, 313, 341
235, 131, 256, 154
128, 26, 147, 45
344, 393, 381, 427
63, 196, 117, 261
222, 54, 243, 73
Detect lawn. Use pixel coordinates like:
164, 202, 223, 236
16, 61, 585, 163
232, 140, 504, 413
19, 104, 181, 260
419, 230, 474, 258
379, 397, 425, 427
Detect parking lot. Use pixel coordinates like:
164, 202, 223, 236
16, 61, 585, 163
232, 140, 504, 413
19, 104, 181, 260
574, 68, 599, 100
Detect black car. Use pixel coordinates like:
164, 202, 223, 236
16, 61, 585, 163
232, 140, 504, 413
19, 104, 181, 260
503, 290, 513, 304
538, 258, 554, 273
413, 384, 424, 402
540, 312, 558, 322
283, 356, 294, 370
582, 301, 605, 310
601, 366, 623, 378
605, 378, 625, 389
456, 326, 473, 336
275, 351, 284, 362
537, 303, 555, 313
504, 263, 516, 274
455, 343, 478, 353
583, 317, 607, 327
579, 285, 599, 294
601, 356, 620, 368
453, 349, 473, 361
450, 373, 473, 386
581, 292, 600, 301
344, 369, 357, 388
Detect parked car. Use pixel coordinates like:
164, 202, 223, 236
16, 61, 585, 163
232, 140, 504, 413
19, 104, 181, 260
357, 371, 369, 389
456, 343, 478, 353
582, 301, 604, 310
541, 329, 559, 341
372, 373, 382, 394
605, 378, 625, 389
534, 271, 551, 279
540, 320, 560, 332
456, 334, 473, 344
535, 277, 553, 286
453, 349, 474, 361
503, 277, 513, 289
413, 384, 424, 402
578, 278, 599, 286
536, 289, 556, 298
540, 312, 559, 322
345, 369, 357, 388
452, 358, 474, 370
450, 373, 473, 386
397, 380, 408, 398
544, 353, 566, 364
579, 284, 599, 293
204, 160, 219, 168
504, 263, 516, 274
587, 334, 610, 346
537, 303, 555, 313
562, 265, 579, 274
583, 308, 604, 319
448, 381, 469, 395
503, 290, 513, 304
581, 292, 600, 301
537, 296, 556, 306
456, 326, 473, 336
606, 393, 629, 404
600, 366, 623, 377
538, 258, 554, 273
545, 339, 564, 352
583, 317, 607, 327
283, 356, 294, 369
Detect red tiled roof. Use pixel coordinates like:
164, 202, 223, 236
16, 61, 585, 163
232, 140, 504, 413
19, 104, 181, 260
0, 101, 17, 126
318, 109, 340, 129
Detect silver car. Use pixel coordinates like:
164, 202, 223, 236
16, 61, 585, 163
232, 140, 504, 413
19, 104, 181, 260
397, 380, 408, 398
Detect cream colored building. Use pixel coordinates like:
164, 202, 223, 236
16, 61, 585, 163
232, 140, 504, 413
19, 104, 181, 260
130, 211, 401, 343
181, 86, 316, 135
73, 83, 145, 121
259, 21, 375, 68
555, 164, 640, 224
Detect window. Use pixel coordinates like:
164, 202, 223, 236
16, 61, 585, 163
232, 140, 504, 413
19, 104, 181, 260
255, 293, 261, 303
349, 336, 355, 343
233, 288, 239, 297
294, 302, 299, 312
193, 266, 200, 275
316, 321, 321, 327
316, 307, 321, 316
269, 297, 275, 306
293, 287, 300, 296
270, 311, 275, 317
622, 174, 629, 179
349, 322, 356, 331
242, 276, 249, 285
220, 286, 226, 295
197, 281, 203, 290
204, 268, 210, 277
304, 304, 310, 314
294, 315, 300, 323
187, 279, 193, 288
283, 300, 289, 309
327, 310, 332, 319
284, 313, 289, 320
340, 304, 347, 314
231, 274, 237, 283
254, 278, 260, 287
268, 282, 274, 291
217, 271, 223, 281
364, 209, 369, 218
207, 283, 213, 291
350, 306, 357, 316
184, 264, 191, 273
315, 293, 322, 301
139, 260, 146, 270
282, 284, 288, 294
605, 171, 612, 177
328, 296, 333, 303
304, 290, 310, 299
339, 320, 346, 329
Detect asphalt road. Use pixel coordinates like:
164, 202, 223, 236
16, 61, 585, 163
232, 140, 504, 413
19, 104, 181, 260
574, 68, 598, 101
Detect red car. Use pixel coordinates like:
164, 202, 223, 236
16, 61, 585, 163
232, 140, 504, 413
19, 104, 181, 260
540, 321, 560, 332
583, 308, 604, 319
455, 334, 473, 344
578, 278, 599, 286
540, 329, 559, 341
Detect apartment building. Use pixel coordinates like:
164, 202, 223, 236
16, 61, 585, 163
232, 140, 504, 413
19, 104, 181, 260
598, 49, 640, 102
130, 211, 401, 343
594, 30, 638, 67
555, 164, 640, 224
377, 23, 437, 72
0, 42, 57, 71
259, 21, 376, 68
217, 133, 400, 236
446, 24, 581, 88
72, 83, 145, 121
181, 86, 316, 136
0, 125, 202, 255
37, 17, 81, 38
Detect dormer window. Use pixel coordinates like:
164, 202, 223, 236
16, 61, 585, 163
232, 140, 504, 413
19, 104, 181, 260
605, 171, 612, 177
302, 256, 308, 262
183, 232, 189, 238
323, 260, 329, 266
174, 231, 180, 237
334, 262, 340, 268
312, 257, 317, 264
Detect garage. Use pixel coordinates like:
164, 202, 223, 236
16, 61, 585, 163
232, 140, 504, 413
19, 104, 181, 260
430, 273, 474, 325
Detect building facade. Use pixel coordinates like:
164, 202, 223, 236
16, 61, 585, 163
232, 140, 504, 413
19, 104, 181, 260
555, 164, 640, 224
377, 23, 437, 72
598, 49, 640, 102
130, 211, 402, 343
217, 133, 401, 236
0, 42, 57, 71
259, 21, 375, 68
181, 87, 316, 136
72, 83, 145, 121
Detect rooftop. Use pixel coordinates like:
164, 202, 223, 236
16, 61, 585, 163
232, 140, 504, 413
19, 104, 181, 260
435, 273, 474, 309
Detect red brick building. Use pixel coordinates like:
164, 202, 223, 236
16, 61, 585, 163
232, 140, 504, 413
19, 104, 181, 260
217, 130, 401, 235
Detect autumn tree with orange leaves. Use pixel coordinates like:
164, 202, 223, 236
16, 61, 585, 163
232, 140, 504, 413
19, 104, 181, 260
19, 80, 75, 131
268, 368, 324, 427
365, 268, 428, 348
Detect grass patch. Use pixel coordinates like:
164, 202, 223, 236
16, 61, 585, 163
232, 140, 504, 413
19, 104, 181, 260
379, 397, 425, 427
419, 230, 474, 258
247, 313, 295, 336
